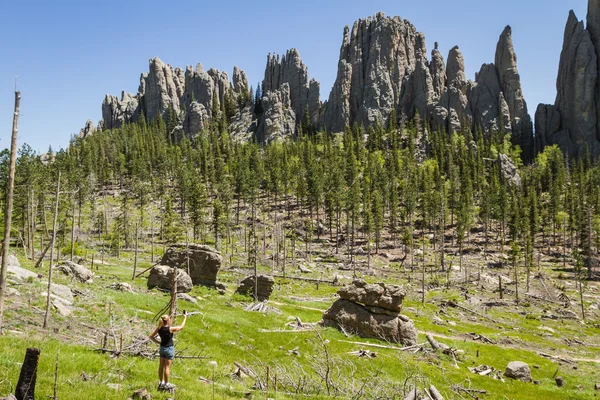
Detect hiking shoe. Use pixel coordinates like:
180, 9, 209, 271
164, 382, 175, 390
158, 382, 165, 390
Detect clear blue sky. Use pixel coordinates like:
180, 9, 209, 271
0, 0, 588, 153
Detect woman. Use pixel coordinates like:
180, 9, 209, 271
149, 310, 187, 390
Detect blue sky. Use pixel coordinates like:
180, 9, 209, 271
0, 0, 589, 152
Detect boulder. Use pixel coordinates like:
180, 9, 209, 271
160, 244, 222, 288
504, 361, 532, 382
5, 258, 37, 281
52, 299, 72, 317
322, 299, 417, 345
55, 261, 94, 283
147, 266, 193, 293
130, 388, 152, 400
177, 293, 198, 304
42, 283, 74, 306
235, 275, 275, 301
108, 282, 135, 292
338, 279, 406, 312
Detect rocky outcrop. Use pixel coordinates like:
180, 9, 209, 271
79, 119, 96, 138
233, 66, 248, 96
94, 57, 249, 136
322, 279, 417, 345
255, 49, 321, 139
235, 274, 275, 301
183, 101, 209, 135
535, 2, 600, 159
160, 244, 223, 288
498, 153, 521, 186
256, 83, 297, 143
323, 13, 432, 132
495, 26, 534, 161
101, 91, 140, 130
321, 13, 533, 158
262, 49, 320, 126
147, 265, 193, 293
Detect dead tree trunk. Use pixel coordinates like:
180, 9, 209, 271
15, 347, 40, 400
170, 268, 178, 319
43, 172, 61, 329
0, 91, 20, 331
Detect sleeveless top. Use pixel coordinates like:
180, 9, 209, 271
158, 326, 173, 347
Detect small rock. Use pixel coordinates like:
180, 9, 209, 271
594, 383, 600, 390
505, 361, 532, 382
432, 316, 445, 325
109, 282, 134, 292
6, 288, 20, 296
555, 376, 564, 387
52, 300, 72, 317
177, 293, 198, 304
131, 388, 152, 399
534, 380, 541, 385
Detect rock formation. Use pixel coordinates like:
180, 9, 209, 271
55, 261, 94, 283
495, 26, 534, 160
88, 13, 539, 158
160, 244, 223, 288
321, 13, 533, 159
256, 49, 321, 140
102, 91, 140, 130
235, 274, 275, 301
322, 279, 418, 345
79, 119, 96, 138
97, 57, 249, 135
323, 13, 431, 132
147, 265, 193, 293
535, 0, 600, 159
256, 83, 297, 143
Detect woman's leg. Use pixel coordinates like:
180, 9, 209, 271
158, 357, 165, 382
164, 359, 173, 383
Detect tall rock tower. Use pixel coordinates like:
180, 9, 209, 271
535, 0, 600, 159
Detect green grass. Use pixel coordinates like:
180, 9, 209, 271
0, 248, 599, 399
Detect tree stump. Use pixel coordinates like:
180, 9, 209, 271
15, 348, 40, 400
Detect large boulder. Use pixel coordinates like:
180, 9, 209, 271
55, 261, 93, 283
505, 361, 532, 382
160, 244, 222, 288
41, 283, 74, 306
322, 280, 417, 345
235, 274, 275, 301
338, 279, 406, 312
323, 299, 417, 345
147, 265, 193, 293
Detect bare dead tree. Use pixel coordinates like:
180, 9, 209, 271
43, 172, 61, 329
0, 90, 20, 331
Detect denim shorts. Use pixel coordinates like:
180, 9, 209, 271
159, 345, 174, 360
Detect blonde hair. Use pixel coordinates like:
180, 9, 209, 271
158, 315, 170, 328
